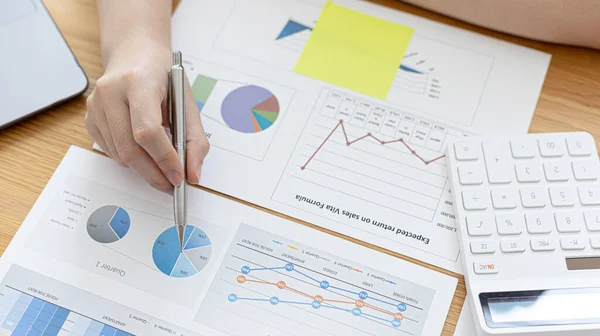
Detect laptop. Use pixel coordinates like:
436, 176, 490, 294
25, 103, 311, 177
0, 0, 88, 128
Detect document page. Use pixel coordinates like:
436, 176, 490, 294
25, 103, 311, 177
0, 146, 458, 335
164, 0, 551, 272
453, 296, 478, 335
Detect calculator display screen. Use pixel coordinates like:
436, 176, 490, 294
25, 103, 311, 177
480, 288, 600, 328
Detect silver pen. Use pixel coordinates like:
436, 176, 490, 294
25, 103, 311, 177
169, 51, 187, 251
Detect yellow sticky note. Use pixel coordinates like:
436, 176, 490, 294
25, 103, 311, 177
294, 1, 414, 99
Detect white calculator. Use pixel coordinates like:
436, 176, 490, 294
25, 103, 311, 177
447, 133, 600, 336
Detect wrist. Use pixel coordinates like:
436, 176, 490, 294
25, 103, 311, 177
101, 32, 172, 70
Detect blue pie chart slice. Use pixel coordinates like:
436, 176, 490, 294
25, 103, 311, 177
152, 225, 212, 277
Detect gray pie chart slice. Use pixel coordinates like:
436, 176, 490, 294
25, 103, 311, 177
87, 205, 120, 243
183, 245, 212, 272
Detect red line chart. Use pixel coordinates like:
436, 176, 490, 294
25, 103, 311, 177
300, 120, 446, 170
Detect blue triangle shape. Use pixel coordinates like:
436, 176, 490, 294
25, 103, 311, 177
252, 111, 273, 130
276, 20, 311, 40
170, 254, 197, 278
184, 227, 211, 250
399, 64, 423, 74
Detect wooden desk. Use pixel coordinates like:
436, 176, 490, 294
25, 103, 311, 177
1, 0, 599, 334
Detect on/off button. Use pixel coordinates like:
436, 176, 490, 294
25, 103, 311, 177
474, 261, 499, 274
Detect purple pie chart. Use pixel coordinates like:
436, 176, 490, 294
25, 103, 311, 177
221, 85, 280, 133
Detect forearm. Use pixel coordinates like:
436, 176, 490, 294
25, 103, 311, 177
401, 0, 600, 49
97, 0, 173, 66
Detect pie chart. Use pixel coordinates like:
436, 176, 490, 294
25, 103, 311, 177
152, 225, 212, 278
87, 205, 130, 244
221, 85, 279, 133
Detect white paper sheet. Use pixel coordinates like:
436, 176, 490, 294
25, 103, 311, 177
164, 0, 551, 272
454, 298, 478, 335
0, 146, 458, 335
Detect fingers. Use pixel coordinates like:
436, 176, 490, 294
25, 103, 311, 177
128, 80, 184, 187
86, 91, 123, 166
184, 78, 210, 184
104, 94, 174, 194
85, 115, 110, 155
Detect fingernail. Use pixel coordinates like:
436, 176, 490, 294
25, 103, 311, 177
166, 170, 183, 186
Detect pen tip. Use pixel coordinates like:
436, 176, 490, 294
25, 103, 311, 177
178, 225, 185, 251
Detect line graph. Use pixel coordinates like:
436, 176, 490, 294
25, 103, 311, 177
287, 90, 458, 222
229, 263, 408, 328
272, 89, 465, 264
301, 120, 446, 170
196, 224, 436, 336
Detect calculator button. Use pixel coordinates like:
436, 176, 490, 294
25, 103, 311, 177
543, 162, 570, 182
584, 211, 600, 232
473, 262, 498, 274
572, 160, 599, 181
591, 237, 600, 249
462, 190, 489, 210
500, 239, 526, 253
491, 188, 518, 209
530, 239, 556, 252
458, 165, 483, 185
483, 142, 512, 184
567, 134, 593, 156
578, 185, 600, 205
538, 138, 565, 157
470, 241, 496, 254
495, 213, 524, 235
466, 215, 493, 236
510, 139, 537, 158
520, 187, 547, 208
549, 186, 576, 207
554, 211, 583, 233
514, 163, 541, 183
454, 142, 480, 161
525, 213, 554, 234
560, 237, 586, 250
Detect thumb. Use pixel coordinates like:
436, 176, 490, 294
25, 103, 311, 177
184, 78, 210, 184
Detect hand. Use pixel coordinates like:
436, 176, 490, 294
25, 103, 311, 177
85, 36, 209, 194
